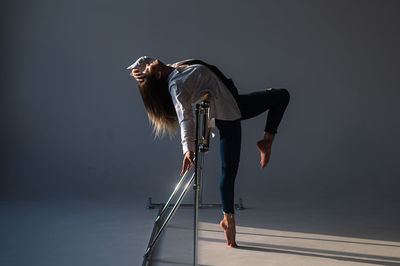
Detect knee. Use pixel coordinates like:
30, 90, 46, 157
279, 88, 290, 105
275, 88, 290, 106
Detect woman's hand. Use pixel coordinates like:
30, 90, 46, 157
180, 151, 194, 176
130, 68, 145, 83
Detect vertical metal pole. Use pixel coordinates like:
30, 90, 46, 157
193, 170, 199, 266
199, 152, 205, 205
193, 104, 200, 266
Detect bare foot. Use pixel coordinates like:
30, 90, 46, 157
220, 218, 238, 248
256, 139, 272, 168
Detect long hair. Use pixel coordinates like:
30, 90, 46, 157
138, 75, 178, 138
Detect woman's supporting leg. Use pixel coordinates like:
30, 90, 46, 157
237, 88, 290, 167
215, 119, 241, 247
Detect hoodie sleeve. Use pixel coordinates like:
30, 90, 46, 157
169, 83, 195, 154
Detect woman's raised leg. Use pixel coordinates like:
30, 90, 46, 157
237, 88, 290, 168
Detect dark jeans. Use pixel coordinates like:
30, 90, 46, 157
215, 88, 290, 214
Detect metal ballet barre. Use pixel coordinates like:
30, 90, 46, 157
142, 93, 244, 266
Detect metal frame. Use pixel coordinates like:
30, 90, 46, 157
146, 197, 245, 211
142, 95, 245, 266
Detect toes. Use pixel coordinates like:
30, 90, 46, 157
229, 242, 238, 248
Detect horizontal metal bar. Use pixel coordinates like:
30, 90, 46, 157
148, 202, 245, 210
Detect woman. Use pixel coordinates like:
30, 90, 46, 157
128, 56, 290, 247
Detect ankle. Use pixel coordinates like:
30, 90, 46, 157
223, 213, 235, 227
224, 213, 234, 219
263, 132, 275, 145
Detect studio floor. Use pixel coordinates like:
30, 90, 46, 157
1, 198, 400, 266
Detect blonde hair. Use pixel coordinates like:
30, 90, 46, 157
138, 75, 178, 137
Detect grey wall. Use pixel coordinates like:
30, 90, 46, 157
1, 0, 400, 206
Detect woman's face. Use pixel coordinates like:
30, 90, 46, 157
143, 59, 164, 77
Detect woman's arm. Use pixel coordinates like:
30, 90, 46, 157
170, 84, 197, 174
179, 113, 195, 175
170, 84, 196, 155
181, 150, 194, 176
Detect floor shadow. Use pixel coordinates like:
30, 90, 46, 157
197, 201, 400, 243
199, 228, 400, 248
199, 236, 400, 266
151, 258, 211, 266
